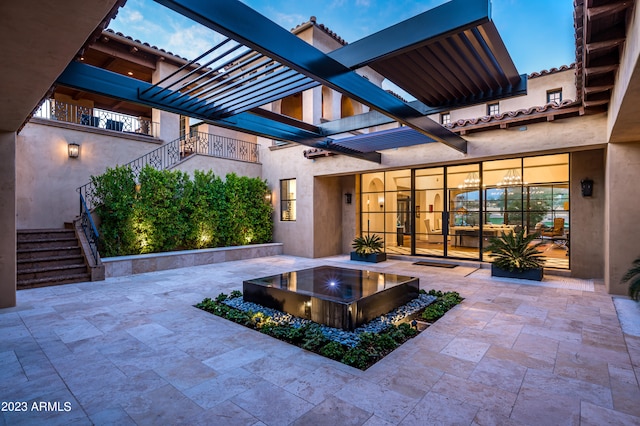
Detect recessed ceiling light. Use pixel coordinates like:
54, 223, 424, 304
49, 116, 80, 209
127, 71, 133, 76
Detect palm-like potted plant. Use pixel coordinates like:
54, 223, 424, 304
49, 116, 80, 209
621, 257, 640, 302
351, 234, 386, 263
484, 228, 545, 280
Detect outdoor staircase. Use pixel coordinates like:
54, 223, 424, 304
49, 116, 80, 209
17, 229, 91, 289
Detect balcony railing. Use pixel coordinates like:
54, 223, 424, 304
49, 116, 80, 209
33, 99, 159, 137
77, 131, 260, 212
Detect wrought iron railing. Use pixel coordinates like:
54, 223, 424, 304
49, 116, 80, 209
77, 131, 260, 211
79, 193, 100, 265
33, 99, 159, 137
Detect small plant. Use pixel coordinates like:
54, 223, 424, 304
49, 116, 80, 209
352, 234, 384, 256
621, 257, 640, 302
319, 341, 347, 360
215, 292, 228, 303
342, 347, 370, 369
421, 290, 463, 322
229, 290, 243, 299
484, 228, 544, 272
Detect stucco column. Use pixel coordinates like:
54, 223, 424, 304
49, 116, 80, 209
605, 142, 640, 294
0, 131, 17, 308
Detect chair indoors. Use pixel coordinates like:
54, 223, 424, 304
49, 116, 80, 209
540, 218, 567, 250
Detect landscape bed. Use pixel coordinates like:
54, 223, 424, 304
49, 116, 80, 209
196, 288, 463, 370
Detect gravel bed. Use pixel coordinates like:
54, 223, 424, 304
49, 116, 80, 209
223, 293, 436, 347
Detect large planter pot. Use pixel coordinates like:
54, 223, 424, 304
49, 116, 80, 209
491, 264, 543, 281
350, 252, 387, 263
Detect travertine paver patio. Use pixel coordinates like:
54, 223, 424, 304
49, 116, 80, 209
1, 255, 639, 425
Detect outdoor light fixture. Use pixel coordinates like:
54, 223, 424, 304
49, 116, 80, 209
68, 143, 80, 158
345, 193, 352, 204
581, 178, 594, 197
264, 191, 272, 203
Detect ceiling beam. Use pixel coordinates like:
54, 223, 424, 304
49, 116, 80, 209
153, 0, 467, 153
586, 1, 632, 21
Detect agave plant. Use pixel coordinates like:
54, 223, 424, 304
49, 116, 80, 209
621, 257, 640, 302
352, 234, 384, 256
484, 228, 545, 272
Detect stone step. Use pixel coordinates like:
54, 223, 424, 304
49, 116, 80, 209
17, 246, 82, 260
17, 273, 92, 290
17, 228, 76, 242
17, 237, 79, 250
17, 264, 89, 281
17, 254, 86, 271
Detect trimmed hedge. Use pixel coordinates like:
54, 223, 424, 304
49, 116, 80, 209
91, 165, 272, 257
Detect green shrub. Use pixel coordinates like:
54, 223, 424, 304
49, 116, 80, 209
342, 347, 370, 369
92, 167, 273, 256
421, 290, 463, 322
229, 290, 243, 299
215, 293, 228, 303
319, 341, 347, 360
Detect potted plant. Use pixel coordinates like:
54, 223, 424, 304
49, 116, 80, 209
621, 257, 640, 302
351, 234, 386, 263
484, 228, 545, 281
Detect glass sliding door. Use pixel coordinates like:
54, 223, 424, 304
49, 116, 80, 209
384, 169, 412, 254
415, 167, 446, 256
447, 164, 482, 260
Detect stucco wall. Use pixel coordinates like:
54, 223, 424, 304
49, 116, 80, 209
16, 121, 164, 228
605, 142, 640, 294
569, 149, 605, 278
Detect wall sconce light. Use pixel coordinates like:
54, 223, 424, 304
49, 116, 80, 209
345, 193, 352, 204
581, 178, 594, 197
378, 196, 384, 209
68, 143, 80, 158
264, 191, 272, 203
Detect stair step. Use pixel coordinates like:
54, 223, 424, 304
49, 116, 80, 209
17, 264, 89, 281
17, 238, 79, 250
17, 246, 82, 260
17, 229, 76, 242
17, 273, 92, 290
17, 255, 85, 270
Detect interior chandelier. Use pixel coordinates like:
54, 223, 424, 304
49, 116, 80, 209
497, 168, 526, 186
458, 171, 480, 189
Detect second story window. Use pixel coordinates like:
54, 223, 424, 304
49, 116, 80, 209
441, 112, 451, 125
280, 179, 296, 221
547, 89, 562, 104
487, 103, 499, 116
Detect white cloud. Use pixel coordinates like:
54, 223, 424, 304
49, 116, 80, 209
166, 24, 226, 60
355, 0, 371, 7
121, 10, 144, 24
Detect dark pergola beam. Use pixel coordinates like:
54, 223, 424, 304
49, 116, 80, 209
327, 0, 490, 69
152, 0, 467, 153
56, 61, 382, 162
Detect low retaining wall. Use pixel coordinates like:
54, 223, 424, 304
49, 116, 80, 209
102, 243, 283, 278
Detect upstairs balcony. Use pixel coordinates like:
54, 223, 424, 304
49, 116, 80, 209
33, 99, 159, 138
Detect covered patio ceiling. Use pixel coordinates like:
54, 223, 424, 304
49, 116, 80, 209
56, 0, 526, 163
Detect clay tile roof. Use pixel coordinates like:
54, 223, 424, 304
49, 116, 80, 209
292, 16, 348, 46
528, 63, 575, 79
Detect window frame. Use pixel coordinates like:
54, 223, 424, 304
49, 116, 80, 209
280, 178, 296, 221
487, 103, 499, 116
547, 89, 562, 104
441, 112, 451, 125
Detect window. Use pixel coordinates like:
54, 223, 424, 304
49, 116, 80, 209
441, 112, 451, 125
547, 90, 562, 104
280, 179, 296, 221
487, 103, 499, 116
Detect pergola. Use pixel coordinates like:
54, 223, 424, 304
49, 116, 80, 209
56, 0, 526, 162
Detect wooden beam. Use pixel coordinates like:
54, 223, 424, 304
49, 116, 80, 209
586, 38, 625, 54
584, 64, 618, 76
583, 84, 614, 94
587, 1, 632, 21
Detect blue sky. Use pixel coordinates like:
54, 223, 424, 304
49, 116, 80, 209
108, 0, 575, 75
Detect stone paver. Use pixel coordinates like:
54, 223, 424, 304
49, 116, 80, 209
1, 254, 639, 425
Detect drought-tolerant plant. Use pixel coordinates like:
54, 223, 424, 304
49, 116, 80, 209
352, 234, 384, 256
621, 257, 640, 302
484, 228, 545, 272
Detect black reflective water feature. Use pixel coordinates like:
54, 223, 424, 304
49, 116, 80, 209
243, 266, 419, 331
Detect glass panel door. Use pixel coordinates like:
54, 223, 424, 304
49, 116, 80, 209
447, 164, 481, 260
415, 167, 446, 256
